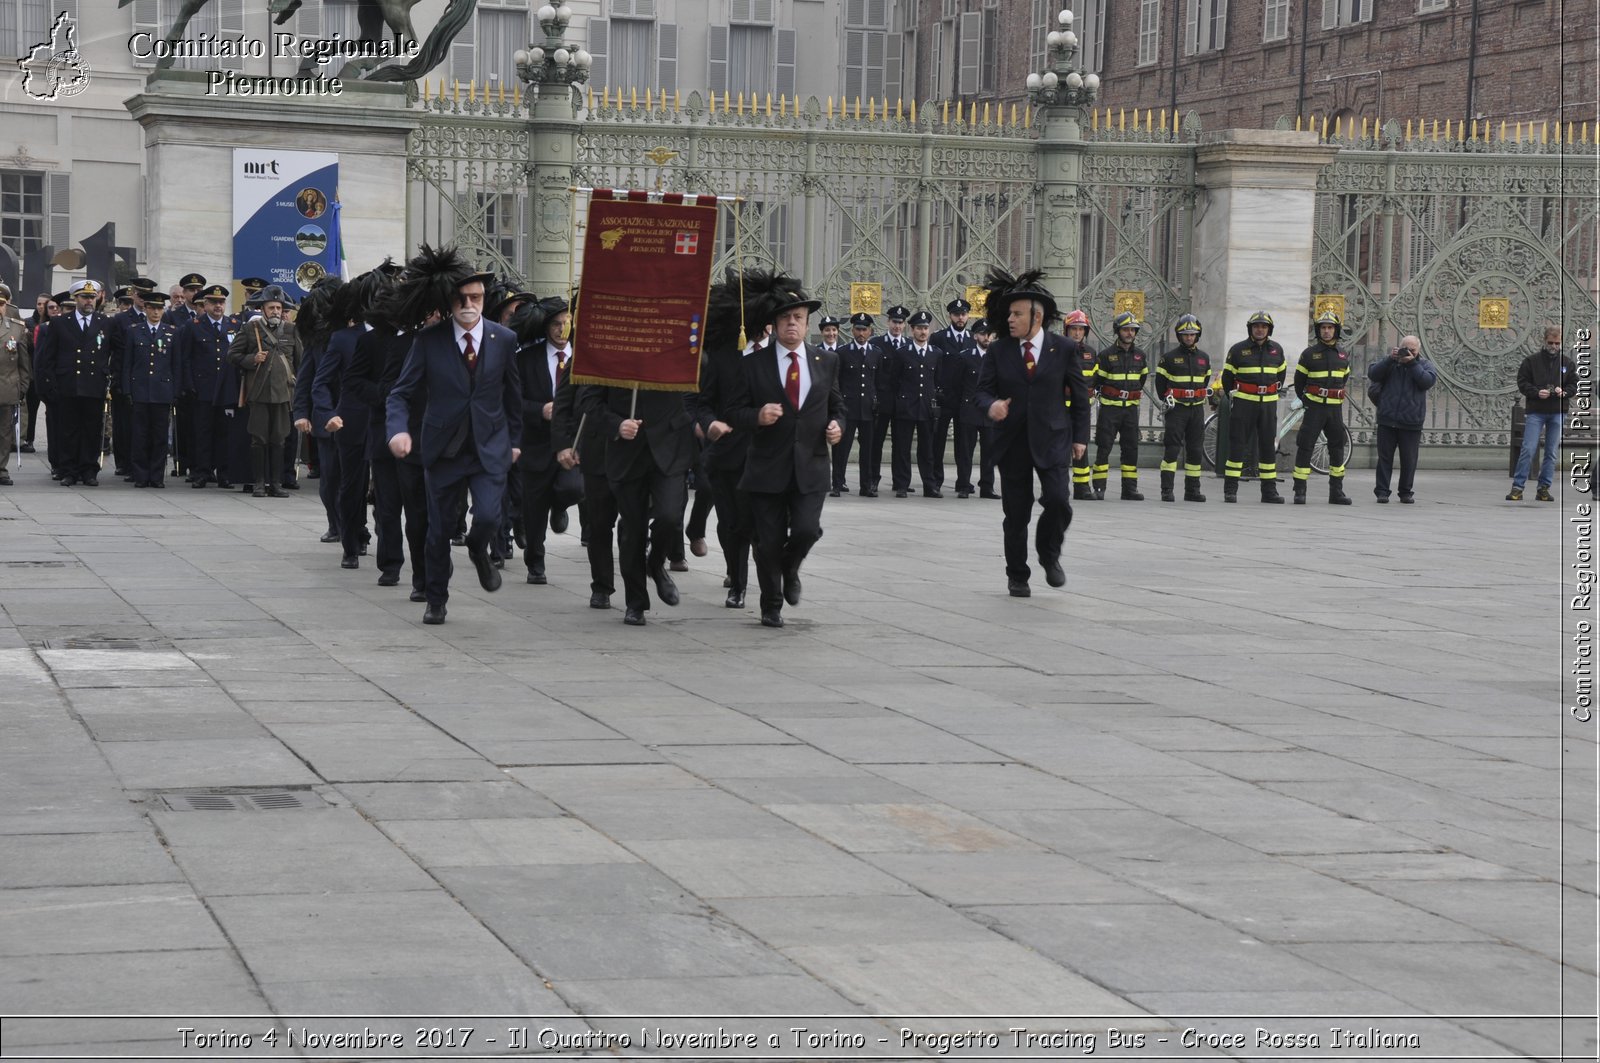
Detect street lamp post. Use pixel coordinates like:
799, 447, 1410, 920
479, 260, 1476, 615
1025, 7, 1101, 128
1025, 6, 1101, 304
514, 4, 592, 298
513, 4, 592, 99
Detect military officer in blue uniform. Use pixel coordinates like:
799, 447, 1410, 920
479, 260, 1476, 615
832, 311, 879, 496
887, 309, 943, 498
929, 297, 975, 495
952, 317, 998, 498
34, 279, 113, 487
113, 290, 182, 488
179, 285, 239, 488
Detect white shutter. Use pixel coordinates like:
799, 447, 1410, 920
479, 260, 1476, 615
1184, 0, 1197, 54
868, 0, 887, 25
844, 29, 864, 98
958, 11, 980, 95
775, 27, 795, 97
657, 21, 676, 94
885, 30, 902, 100
1322, 0, 1338, 28
708, 24, 728, 94
753, 0, 775, 22
864, 30, 884, 97
131, 0, 160, 67
217, 0, 244, 69
1357, 0, 1373, 22
48, 173, 71, 249
730, 0, 752, 22
1214, 0, 1227, 48
450, 9, 475, 84
635, 0, 656, 14
588, 18, 608, 92
845, 0, 863, 24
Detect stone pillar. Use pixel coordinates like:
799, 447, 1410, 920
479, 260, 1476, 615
527, 87, 581, 299
124, 71, 415, 290
1190, 130, 1338, 361
1033, 105, 1086, 306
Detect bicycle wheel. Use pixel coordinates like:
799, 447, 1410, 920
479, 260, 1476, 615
1310, 438, 1330, 475
1202, 413, 1219, 471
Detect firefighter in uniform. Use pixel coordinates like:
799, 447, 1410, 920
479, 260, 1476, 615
1062, 310, 1096, 500
833, 312, 878, 496
1221, 310, 1288, 503
1091, 311, 1148, 500
1292, 310, 1354, 505
1154, 314, 1211, 503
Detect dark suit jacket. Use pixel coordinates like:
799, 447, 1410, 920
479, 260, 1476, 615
516, 339, 568, 472
113, 320, 183, 404
954, 347, 990, 427
180, 313, 240, 406
313, 325, 366, 433
578, 385, 696, 482
728, 341, 843, 495
34, 311, 114, 399
386, 320, 523, 476
975, 331, 1091, 469
368, 327, 419, 463
687, 347, 755, 473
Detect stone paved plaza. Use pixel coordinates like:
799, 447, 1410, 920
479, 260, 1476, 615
0, 455, 1593, 1061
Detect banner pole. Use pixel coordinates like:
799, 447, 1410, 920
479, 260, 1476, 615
573, 412, 587, 461
629, 387, 638, 420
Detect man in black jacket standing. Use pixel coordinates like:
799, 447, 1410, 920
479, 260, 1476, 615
1507, 325, 1577, 502
727, 284, 843, 628
974, 268, 1091, 598
1366, 334, 1436, 504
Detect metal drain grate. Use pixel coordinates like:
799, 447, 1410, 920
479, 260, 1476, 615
38, 636, 167, 651
70, 513, 168, 519
1, 560, 68, 567
161, 790, 327, 812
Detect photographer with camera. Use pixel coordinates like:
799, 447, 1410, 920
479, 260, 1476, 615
1365, 335, 1436, 503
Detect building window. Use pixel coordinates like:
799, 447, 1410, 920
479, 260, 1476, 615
0, 172, 45, 259
477, 7, 529, 91
1263, 0, 1289, 41
1417, 0, 1448, 10
980, 5, 999, 92
0, 0, 49, 61
727, 24, 773, 98
1322, 0, 1373, 28
1185, 0, 1226, 54
1137, 0, 1161, 65
609, 16, 655, 90
844, 0, 891, 100
1030, 0, 1049, 78
478, 192, 522, 266
1070, 0, 1106, 72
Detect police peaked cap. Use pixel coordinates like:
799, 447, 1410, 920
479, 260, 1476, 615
849, 312, 874, 328
908, 310, 935, 327
945, 298, 972, 314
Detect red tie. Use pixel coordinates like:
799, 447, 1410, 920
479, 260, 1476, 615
1023, 340, 1036, 378
786, 350, 801, 406
462, 332, 476, 370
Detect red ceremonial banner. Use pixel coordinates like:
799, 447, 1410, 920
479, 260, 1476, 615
571, 191, 719, 391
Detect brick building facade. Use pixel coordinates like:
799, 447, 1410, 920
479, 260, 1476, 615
906, 0, 1595, 132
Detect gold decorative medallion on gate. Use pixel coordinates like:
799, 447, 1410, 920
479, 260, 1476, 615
1478, 297, 1510, 329
965, 285, 988, 317
1113, 290, 1145, 320
1313, 294, 1346, 320
850, 283, 883, 315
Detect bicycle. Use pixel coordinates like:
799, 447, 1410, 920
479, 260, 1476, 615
1201, 394, 1329, 476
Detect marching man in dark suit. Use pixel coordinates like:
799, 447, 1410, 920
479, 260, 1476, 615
514, 296, 582, 587
974, 268, 1091, 598
385, 246, 524, 625
726, 283, 844, 628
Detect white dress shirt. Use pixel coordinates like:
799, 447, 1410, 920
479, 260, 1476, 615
777, 344, 811, 406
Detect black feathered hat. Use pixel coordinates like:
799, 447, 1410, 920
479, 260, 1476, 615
982, 266, 1057, 325
295, 277, 344, 348
705, 268, 810, 353
389, 244, 495, 330
330, 268, 393, 329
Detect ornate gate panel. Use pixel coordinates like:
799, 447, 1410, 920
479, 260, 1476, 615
1312, 133, 1598, 446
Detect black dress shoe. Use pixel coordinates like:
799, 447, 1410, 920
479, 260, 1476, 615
409, 589, 427, 603
782, 569, 802, 607
590, 592, 611, 609
253, 484, 267, 498
134, 480, 148, 488
217, 480, 232, 489
320, 530, 340, 543
980, 490, 1001, 499
492, 556, 504, 569
828, 489, 841, 497
82, 475, 98, 487
469, 548, 502, 592
957, 491, 970, 499
359, 539, 369, 556
422, 603, 447, 624
894, 489, 908, 498
451, 534, 467, 546
862, 488, 878, 497
760, 610, 785, 628
651, 568, 680, 606
623, 607, 646, 626
512, 523, 527, 549
0, 473, 10, 486
340, 556, 359, 569
151, 480, 166, 488
113, 467, 127, 477
550, 508, 569, 534
19, 442, 33, 453
377, 572, 400, 587
59, 476, 76, 487
190, 478, 207, 489
725, 589, 745, 609
1008, 579, 1031, 598
281, 480, 300, 490
265, 485, 287, 498
924, 488, 943, 498
1043, 559, 1066, 588
526, 569, 547, 585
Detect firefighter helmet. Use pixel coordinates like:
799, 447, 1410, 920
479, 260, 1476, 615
1314, 309, 1345, 337
1174, 314, 1202, 339
1063, 309, 1090, 331
1247, 310, 1274, 334
1112, 311, 1141, 333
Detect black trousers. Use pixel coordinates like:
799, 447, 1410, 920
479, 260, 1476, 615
1294, 403, 1349, 478
581, 470, 618, 596
832, 413, 872, 491
422, 453, 504, 606
110, 392, 132, 472
1225, 399, 1278, 480
59, 395, 105, 479
749, 484, 826, 613
191, 404, 231, 482
1093, 405, 1141, 481
22, 382, 39, 444
1374, 424, 1420, 499
1161, 403, 1206, 476
892, 416, 937, 492
708, 465, 752, 594
612, 467, 685, 611
45, 399, 63, 473
684, 453, 715, 541
930, 409, 953, 489
520, 458, 580, 576
869, 414, 891, 488
998, 449, 1073, 584
173, 395, 193, 474
315, 435, 342, 536
954, 421, 993, 493
129, 402, 169, 485
337, 430, 370, 559
392, 459, 429, 592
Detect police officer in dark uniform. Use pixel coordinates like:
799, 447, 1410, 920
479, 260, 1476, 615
110, 277, 159, 479
164, 273, 205, 480
1091, 311, 1149, 500
868, 305, 910, 494
887, 309, 942, 497
952, 317, 998, 498
180, 285, 240, 488
1154, 314, 1212, 503
114, 290, 182, 488
1292, 310, 1354, 505
929, 297, 974, 495
1061, 310, 1097, 499
1221, 310, 1288, 503
163, 273, 205, 328
833, 311, 879, 496
34, 279, 113, 487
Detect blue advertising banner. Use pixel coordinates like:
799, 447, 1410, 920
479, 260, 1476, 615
232, 149, 340, 300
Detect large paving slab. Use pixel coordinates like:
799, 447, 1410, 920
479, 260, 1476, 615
0, 465, 1591, 1060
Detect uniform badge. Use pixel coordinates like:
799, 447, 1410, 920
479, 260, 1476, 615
4, 338, 14, 352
